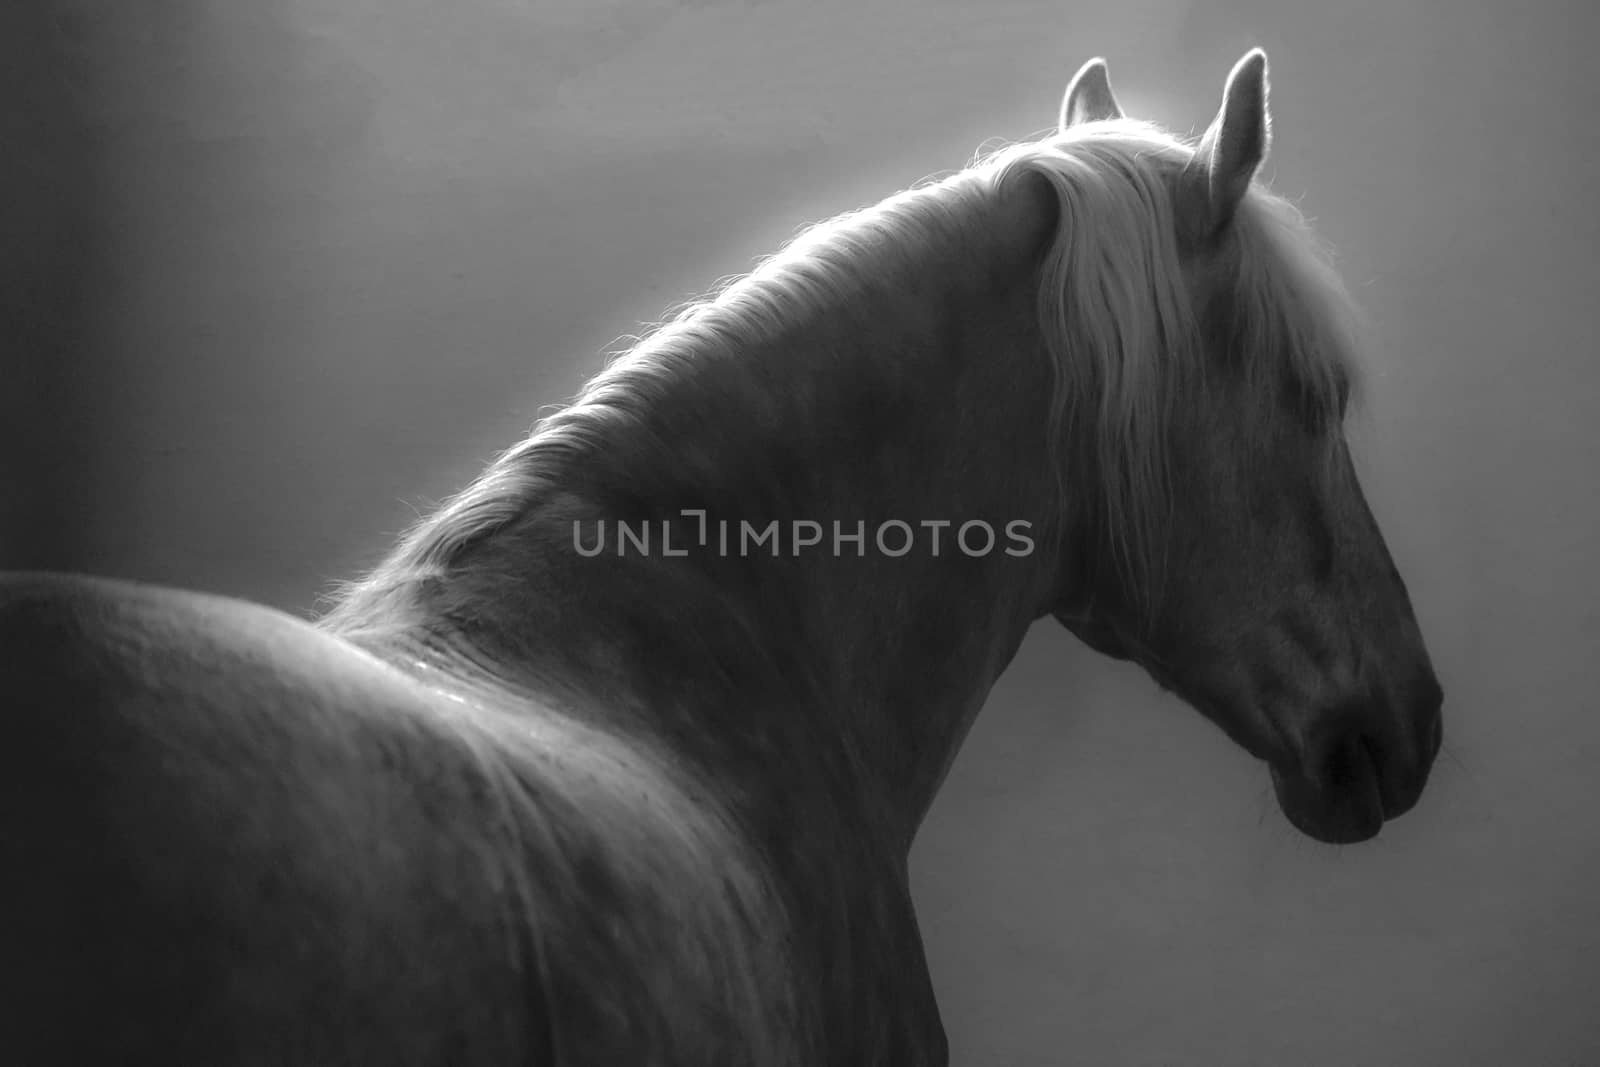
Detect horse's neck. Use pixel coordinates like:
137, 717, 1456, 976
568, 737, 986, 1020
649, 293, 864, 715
362, 189, 1065, 849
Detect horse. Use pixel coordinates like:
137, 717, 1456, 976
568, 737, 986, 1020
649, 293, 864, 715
0, 49, 1442, 1065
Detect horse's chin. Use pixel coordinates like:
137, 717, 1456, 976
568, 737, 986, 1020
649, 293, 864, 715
1269, 761, 1386, 845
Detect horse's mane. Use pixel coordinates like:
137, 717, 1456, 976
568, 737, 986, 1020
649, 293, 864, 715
988, 119, 1366, 610
321, 119, 1363, 636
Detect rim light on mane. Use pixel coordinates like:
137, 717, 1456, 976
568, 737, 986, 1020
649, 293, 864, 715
325, 120, 1365, 638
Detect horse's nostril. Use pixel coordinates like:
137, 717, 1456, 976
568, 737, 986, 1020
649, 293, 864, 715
1320, 732, 1378, 792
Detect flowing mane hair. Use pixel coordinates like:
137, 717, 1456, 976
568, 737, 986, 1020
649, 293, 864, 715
986, 118, 1365, 614
321, 118, 1364, 637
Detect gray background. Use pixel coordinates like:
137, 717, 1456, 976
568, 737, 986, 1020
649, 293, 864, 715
6, 1, 1597, 1063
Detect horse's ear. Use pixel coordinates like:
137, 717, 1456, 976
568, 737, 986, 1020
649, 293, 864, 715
1185, 49, 1271, 241
1059, 58, 1124, 130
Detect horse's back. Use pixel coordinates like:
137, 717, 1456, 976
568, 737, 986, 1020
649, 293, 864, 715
0, 572, 549, 1064
0, 573, 803, 1066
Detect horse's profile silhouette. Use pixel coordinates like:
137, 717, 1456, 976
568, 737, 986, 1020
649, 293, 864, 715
1, 50, 1441, 1066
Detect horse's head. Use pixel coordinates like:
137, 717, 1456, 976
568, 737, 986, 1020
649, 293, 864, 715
1043, 52, 1441, 844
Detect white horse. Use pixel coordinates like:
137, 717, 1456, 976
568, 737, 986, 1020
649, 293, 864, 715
1, 51, 1441, 1065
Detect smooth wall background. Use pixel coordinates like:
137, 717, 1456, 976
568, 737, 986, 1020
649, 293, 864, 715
6, 2, 1597, 1063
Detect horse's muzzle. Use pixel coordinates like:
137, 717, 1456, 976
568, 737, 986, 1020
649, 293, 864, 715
1269, 679, 1443, 844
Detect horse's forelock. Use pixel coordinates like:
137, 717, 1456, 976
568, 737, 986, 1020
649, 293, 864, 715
984, 121, 1366, 619
1230, 189, 1369, 443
